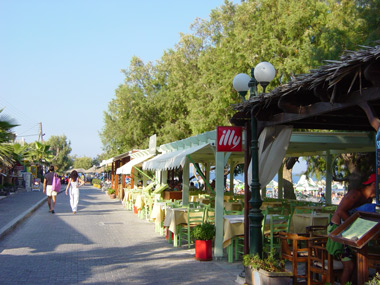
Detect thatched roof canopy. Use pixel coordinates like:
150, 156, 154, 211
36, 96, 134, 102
231, 44, 380, 133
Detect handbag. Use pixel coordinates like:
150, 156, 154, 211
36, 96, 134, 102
52, 173, 61, 192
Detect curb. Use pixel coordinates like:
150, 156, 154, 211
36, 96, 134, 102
0, 189, 64, 240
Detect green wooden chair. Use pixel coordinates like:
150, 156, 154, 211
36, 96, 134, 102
224, 209, 243, 215
294, 207, 313, 214
178, 207, 205, 248
263, 214, 291, 257
205, 206, 215, 223
264, 206, 284, 215
142, 192, 154, 221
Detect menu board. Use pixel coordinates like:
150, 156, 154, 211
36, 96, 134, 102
329, 212, 380, 249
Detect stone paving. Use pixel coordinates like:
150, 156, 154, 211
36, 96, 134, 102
0, 186, 243, 284
0, 189, 47, 239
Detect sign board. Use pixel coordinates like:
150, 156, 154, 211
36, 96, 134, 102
149, 134, 157, 154
31, 166, 37, 178
217, 126, 243, 152
329, 211, 380, 249
32, 178, 41, 191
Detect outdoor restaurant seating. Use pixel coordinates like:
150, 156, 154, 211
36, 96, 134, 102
306, 225, 327, 237
263, 214, 291, 255
307, 236, 343, 285
178, 207, 205, 248
205, 206, 215, 223
263, 206, 284, 215
280, 232, 310, 285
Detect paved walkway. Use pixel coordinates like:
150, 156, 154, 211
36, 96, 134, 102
0, 185, 243, 284
0, 188, 47, 239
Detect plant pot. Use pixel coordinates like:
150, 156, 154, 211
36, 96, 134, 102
109, 193, 116, 199
245, 267, 261, 285
194, 240, 212, 261
165, 228, 174, 240
245, 267, 292, 285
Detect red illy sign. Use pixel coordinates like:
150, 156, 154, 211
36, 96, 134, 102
217, 126, 243, 152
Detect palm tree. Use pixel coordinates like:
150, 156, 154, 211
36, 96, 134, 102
0, 110, 18, 168
25, 141, 54, 179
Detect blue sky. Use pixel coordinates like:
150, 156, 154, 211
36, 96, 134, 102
0, 0, 237, 158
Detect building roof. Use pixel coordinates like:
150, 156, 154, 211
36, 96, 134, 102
231, 43, 380, 133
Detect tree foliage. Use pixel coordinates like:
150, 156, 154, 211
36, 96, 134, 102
0, 110, 18, 168
100, 0, 380, 185
73, 156, 92, 170
47, 135, 72, 174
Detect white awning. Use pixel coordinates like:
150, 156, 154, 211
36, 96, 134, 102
100, 157, 114, 167
143, 144, 214, 171
116, 154, 154, 175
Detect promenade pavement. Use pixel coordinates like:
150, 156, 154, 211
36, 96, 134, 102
0, 185, 244, 284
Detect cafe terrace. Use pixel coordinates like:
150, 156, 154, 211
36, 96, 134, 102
98, 44, 380, 284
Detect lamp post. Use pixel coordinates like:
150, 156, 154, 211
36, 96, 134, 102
233, 62, 276, 257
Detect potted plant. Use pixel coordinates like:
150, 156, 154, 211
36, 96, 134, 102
108, 188, 116, 199
243, 253, 292, 285
191, 223, 215, 261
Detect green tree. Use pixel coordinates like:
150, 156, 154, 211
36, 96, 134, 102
100, 0, 380, 189
47, 135, 72, 174
0, 110, 18, 168
73, 157, 92, 170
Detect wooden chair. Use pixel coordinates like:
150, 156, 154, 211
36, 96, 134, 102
294, 207, 313, 214
307, 237, 343, 285
280, 232, 310, 284
306, 225, 327, 237
263, 214, 291, 256
178, 207, 205, 248
264, 206, 284, 215
205, 206, 215, 223
142, 192, 154, 221
224, 209, 243, 215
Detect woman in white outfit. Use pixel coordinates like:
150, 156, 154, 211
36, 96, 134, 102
65, 170, 84, 214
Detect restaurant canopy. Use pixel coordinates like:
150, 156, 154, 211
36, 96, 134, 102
231, 44, 380, 133
142, 129, 245, 171
116, 150, 154, 175
143, 144, 215, 171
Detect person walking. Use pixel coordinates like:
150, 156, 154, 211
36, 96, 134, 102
43, 165, 58, 214
65, 170, 84, 214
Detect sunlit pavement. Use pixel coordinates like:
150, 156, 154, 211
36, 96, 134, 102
0, 186, 242, 284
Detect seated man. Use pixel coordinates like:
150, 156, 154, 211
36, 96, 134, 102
327, 173, 376, 285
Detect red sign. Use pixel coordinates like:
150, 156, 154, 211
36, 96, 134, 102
217, 126, 243, 152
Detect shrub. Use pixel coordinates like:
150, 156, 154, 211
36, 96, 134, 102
243, 253, 285, 272
108, 188, 115, 195
191, 223, 215, 240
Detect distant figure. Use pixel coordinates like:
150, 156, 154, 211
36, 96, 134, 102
319, 193, 326, 203
43, 165, 58, 214
327, 173, 376, 284
189, 182, 198, 190
65, 170, 85, 214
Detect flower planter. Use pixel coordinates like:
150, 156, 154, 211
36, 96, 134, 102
194, 240, 213, 261
165, 228, 174, 240
245, 267, 292, 285
109, 193, 116, 199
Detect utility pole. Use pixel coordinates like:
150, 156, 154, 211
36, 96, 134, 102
38, 122, 45, 142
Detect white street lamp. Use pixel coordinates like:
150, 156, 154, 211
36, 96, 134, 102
232, 62, 276, 257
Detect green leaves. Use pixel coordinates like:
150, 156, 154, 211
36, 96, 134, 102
101, 0, 380, 156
